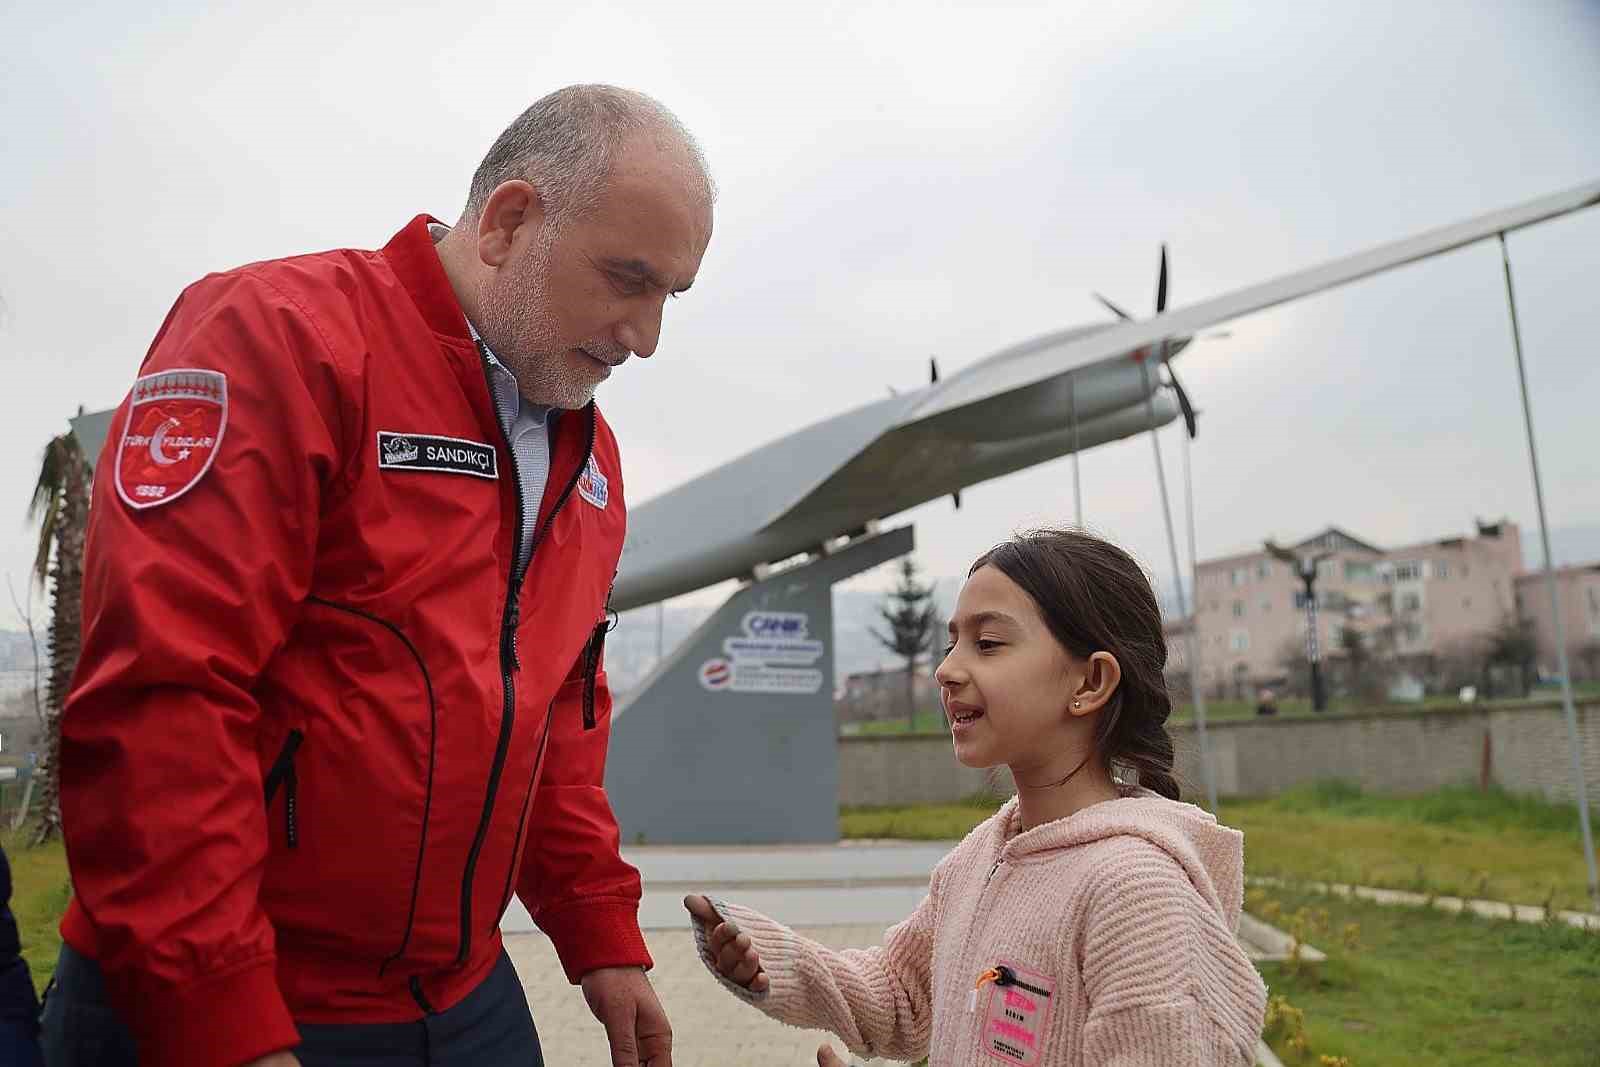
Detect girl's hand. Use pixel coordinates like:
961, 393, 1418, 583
817, 1044, 849, 1066
683, 894, 770, 993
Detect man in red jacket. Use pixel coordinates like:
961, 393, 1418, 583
44, 84, 713, 1067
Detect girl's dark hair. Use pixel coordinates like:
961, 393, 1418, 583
970, 527, 1180, 800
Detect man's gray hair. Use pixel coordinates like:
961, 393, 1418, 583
465, 85, 713, 225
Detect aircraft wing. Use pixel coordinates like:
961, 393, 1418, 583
911, 178, 1600, 424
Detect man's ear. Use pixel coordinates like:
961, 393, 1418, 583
476, 180, 548, 267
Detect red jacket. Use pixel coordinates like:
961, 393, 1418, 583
60, 215, 648, 1067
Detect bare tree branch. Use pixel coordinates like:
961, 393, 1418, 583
6, 572, 44, 729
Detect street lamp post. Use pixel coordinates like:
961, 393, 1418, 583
1267, 542, 1332, 712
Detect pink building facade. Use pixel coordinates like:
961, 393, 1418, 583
1188, 520, 1531, 698
1516, 563, 1600, 682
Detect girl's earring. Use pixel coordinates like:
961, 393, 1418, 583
1073, 700, 1082, 709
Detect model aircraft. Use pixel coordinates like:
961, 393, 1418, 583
611, 179, 1599, 612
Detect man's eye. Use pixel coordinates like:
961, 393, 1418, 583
610, 273, 645, 295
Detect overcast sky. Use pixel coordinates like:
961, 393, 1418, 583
3, 0, 1598, 629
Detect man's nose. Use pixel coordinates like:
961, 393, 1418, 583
615, 298, 664, 359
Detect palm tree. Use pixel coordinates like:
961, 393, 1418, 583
27, 425, 89, 845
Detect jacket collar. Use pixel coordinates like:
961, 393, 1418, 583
381, 214, 475, 344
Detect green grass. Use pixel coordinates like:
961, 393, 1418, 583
1226, 782, 1598, 911
1256, 886, 1599, 1066
3, 824, 68, 989
842, 782, 1600, 912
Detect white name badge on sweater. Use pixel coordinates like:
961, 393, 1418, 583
980, 960, 1055, 1065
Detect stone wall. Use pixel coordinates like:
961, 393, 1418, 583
839, 700, 1599, 807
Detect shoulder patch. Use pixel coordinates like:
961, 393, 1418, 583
114, 369, 228, 511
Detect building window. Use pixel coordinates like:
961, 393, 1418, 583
1260, 598, 1272, 614
1232, 600, 1246, 618
1317, 559, 1337, 578
1256, 561, 1272, 579
1345, 561, 1375, 582
1434, 561, 1449, 580
1231, 567, 1249, 587
1393, 561, 1422, 582
1400, 592, 1422, 613
1294, 591, 1310, 610
1463, 597, 1472, 610
1230, 630, 1250, 652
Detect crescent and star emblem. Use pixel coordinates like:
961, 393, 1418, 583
149, 418, 182, 466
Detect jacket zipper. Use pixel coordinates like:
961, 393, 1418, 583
262, 729, 304, 849
581, 584, 615, 730
993, 965, 1052, 1000
455, 360, 596, 966
409, 975, 436, 1015
961, 856, 1006, 1022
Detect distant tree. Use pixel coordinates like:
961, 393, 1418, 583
871, 557, 940, 728
1485, 614, 1539, 698
1573, 640, 1600, 684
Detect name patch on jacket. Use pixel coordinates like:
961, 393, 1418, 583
377, 432, 498, 480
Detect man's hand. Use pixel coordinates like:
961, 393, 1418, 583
240, 1053, 300, 1067
683, 894, 768, 993
581, 966, 672, 1067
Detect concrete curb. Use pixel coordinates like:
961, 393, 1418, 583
1248, 876, 1600, 931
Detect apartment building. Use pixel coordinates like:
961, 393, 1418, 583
1191, 520, 1526, 696
1515, 562, 1600, 679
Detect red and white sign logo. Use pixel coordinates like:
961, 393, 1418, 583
115, 369, 228, 511
698, 658, 732, 691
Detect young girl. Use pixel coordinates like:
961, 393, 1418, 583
684, 529, 1267, 1066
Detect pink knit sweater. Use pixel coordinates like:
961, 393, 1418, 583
693, 788, 1267, 1065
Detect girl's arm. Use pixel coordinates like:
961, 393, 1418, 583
1077, 847, 1267, 1066
685, 878, 940, 1062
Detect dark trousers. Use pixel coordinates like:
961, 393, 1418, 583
40, 943, 544, 1067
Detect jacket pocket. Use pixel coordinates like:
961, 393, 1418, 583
263, 729, 304, 849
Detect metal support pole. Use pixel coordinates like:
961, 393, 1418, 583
1179, 428, 1218, 810
1068, 374, 1083, 527
1141, 356, 1218, 810
1499, 232, 1598, 909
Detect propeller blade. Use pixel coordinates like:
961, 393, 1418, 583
1156, 243, 1169, 314
1164, 361, 1198, 439
1092, 292, 1135, 321
930, 357, 939, 383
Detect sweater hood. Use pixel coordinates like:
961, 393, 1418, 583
990, 788, 1246, 930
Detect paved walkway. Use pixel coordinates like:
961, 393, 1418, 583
501, 841, 1294, 1065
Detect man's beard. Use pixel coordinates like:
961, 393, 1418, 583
477, 230, 599, 410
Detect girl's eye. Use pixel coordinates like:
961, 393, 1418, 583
942, 643, 955, 657
976, 639, 1002, 652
